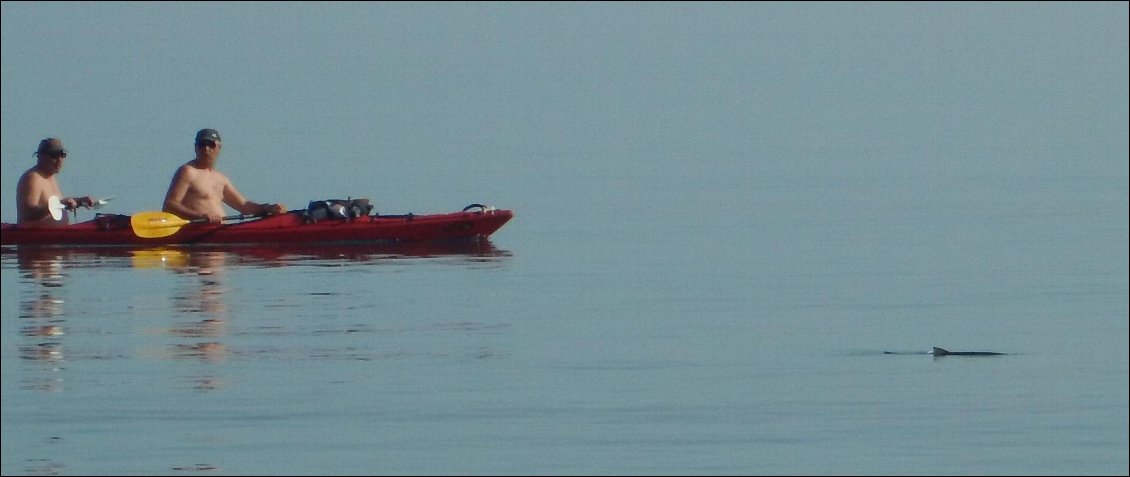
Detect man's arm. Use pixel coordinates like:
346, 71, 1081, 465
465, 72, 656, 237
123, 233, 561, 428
223, 181, 284, 216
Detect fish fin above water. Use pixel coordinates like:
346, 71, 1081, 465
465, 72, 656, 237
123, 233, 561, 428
931, 347, 1006, 356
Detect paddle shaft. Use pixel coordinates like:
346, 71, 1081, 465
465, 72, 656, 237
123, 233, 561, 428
130, 211, 264, 239
194, 214, 254, 225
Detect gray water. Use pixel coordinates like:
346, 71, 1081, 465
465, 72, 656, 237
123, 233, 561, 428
2, 3, 1128, 475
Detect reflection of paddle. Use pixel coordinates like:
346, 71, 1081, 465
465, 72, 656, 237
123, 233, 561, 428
130, 248, 190, 268
130, 211, 255, 239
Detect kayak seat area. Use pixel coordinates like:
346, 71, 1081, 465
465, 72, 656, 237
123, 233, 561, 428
95, 213, 132, 231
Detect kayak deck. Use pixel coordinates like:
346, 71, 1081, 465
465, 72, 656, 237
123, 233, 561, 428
1, 208, 513, 247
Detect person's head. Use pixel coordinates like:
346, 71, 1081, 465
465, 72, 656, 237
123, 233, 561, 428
193, 129, 223, 163
34, 138, 68, 175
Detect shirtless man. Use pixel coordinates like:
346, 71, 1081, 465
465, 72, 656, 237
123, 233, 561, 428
162, 129, 286, 223
16, 138, 94, 226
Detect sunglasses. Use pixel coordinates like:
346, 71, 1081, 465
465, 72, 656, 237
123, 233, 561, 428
196, 141, 218, 149
48, 151, 67, 159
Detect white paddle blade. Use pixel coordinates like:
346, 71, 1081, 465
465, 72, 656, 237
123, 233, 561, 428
93, 196, 117, 209
47, 195, 65, 221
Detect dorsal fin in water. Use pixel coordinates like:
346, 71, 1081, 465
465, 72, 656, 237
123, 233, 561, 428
932, 347, 1005, 356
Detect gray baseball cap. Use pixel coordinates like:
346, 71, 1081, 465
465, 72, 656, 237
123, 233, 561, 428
195, 129, 222, 143
37, 138, 67, 155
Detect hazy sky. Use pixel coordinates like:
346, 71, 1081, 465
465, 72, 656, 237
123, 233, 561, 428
3, 2, 1126, 222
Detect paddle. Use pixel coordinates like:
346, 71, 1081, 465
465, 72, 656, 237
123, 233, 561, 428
91, 196, 116, 209
48, 196, 65, 221
130, 211, 255, 239
48, 195, 115, 221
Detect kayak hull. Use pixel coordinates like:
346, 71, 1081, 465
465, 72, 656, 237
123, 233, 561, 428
1, 209, 512, 247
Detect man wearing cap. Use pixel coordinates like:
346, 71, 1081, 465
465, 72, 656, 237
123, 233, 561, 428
162, 128, 286, 223
15, 138, 95, 226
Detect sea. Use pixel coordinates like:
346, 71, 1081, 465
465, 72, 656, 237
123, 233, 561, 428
2, 3, 1128, 476
2, 140, 1126, 475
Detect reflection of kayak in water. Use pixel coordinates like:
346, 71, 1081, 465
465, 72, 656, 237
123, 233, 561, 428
1, 205, 512, 247
126, 240, 510, 269
8, 239, 510, 271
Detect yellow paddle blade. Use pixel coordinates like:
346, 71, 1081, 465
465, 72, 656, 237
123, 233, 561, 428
131, 211, 192, 239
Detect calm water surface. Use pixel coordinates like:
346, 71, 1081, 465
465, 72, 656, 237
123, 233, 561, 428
2, 149, 1127, 475
3, 3, 1128, 475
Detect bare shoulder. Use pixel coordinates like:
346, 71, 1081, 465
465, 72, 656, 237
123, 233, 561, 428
16, 169, 32, 194
171, 162, 201, 179
17, 168, 43, 188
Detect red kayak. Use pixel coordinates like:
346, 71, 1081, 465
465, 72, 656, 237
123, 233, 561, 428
1, 204, 512, 247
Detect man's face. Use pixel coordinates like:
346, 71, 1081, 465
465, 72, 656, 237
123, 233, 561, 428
196, 140, 222, 162
38, 150, 66, 175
